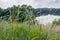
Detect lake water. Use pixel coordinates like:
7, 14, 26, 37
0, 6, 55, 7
35, 14, 60, 25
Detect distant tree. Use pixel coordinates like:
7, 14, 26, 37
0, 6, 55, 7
52, 19, 60, 26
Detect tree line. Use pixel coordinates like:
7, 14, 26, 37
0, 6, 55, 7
0, 4, 60, 22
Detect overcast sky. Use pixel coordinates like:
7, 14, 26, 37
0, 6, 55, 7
0, 0, 60, 9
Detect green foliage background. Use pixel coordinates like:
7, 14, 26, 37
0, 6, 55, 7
0, 4, 60, 40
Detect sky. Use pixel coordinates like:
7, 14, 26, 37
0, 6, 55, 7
0, 0, 60, 9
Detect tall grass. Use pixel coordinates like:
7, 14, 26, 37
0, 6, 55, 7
0, 21, 60, 40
